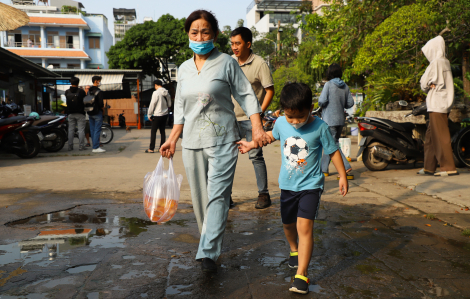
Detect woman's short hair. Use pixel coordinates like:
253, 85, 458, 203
184, 10, 219, 34
326, 63, 342, 80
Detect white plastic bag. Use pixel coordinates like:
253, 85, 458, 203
339, 138, 352, 158
143, 157, 183, 223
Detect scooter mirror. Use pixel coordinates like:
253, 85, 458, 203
398, 100, 408, 107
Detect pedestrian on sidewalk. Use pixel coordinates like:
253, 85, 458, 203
146, 80, 171, 153
83, 85, 92, 148
318, 63, 354, 179
230, 26, 275, 209
160, 9, 271, 274
65, 76, 87, 151
419, 36, 458, 176
237, 83, 348, 295
87, 76, 105, 153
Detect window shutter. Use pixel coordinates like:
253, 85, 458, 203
59, 36, 66, 48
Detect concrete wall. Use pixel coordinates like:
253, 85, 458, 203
83, 15, 112, 68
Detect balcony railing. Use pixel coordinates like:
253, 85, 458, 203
6, 42, 41, 48
247, 0, 256, 13
5, 42, 79, 49
47, 43, 79, 49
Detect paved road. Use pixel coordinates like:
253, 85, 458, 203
1, 128, 469, 298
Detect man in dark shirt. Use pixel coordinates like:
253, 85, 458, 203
65, 76, 87, 151
87, 76, 105, 153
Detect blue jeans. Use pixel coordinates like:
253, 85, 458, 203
88, 111, 103, 149
238, 121, 269, 194
321, 126, 352, 173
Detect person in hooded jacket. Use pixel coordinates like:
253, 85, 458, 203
419, 36, 458, 176
318, 63, 355, 178
146, 80, 172, 153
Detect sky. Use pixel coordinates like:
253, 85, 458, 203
1, 0, 251, 37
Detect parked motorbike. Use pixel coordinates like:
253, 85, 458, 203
356, 103, 470, 171
32, 115, 67, 152
0, 116, 42, 159
0, 103, 23, 119
263, 111, 278, 131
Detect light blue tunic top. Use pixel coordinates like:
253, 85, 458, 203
174, 49, 261, 149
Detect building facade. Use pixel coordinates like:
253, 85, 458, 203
246, 0, 305, 42
0, 1, 112, 70
113, 8, 136, 44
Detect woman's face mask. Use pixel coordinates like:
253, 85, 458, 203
189, 39, 215, 55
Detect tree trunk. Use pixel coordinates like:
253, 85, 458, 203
463, 44, 470, 106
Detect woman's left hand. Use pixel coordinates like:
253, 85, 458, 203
252, 125, 272, 148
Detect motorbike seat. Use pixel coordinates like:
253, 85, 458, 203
378, 119, 415, 132
32, 115, 59, 126
0, 116, 26, 126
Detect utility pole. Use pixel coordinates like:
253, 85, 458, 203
277, 20, 281, 53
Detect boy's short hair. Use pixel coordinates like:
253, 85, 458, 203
230, 27, 253, 44
92, 76, 102, 84
154, 79, 163, 86
326, 63, 342, 80
280, 83, 312, 111
70, 76, 80, 86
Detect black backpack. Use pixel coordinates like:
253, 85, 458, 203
66, 89, 82, 112
83, 90, 99, 112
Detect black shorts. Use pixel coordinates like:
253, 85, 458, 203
280, 189, 322, 224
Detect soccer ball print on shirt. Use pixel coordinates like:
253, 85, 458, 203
283, 136, 309, 171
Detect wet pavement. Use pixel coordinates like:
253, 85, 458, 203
1, 185, 470, 299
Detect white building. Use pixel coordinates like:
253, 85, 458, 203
246, 0, 305, 42
113, 8, 137, 44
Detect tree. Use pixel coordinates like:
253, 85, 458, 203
107, 14, 192, 83
237, 19, 244, 28
215, 25, 232, 55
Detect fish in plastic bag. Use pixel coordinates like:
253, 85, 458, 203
143, 157, 183, 223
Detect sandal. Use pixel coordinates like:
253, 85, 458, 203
337, 169, 354, 180
434, 171, 459, 176
85, 143, 91, 147
145, 149, 154, 153
417, 169, 434, 175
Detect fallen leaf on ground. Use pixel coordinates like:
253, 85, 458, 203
426, 224, 431, 227
374, 228, 378, 231
466, 208, 469, 211
423, 215, 427, 217
455, 211, 460, 213
444, 223, 447, 226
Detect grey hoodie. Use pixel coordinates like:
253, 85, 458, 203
318, 78, 355, 126
420, 36, 454, 113
148, 87, 172, 118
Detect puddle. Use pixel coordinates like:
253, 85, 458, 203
141, 294, 148, 298
112, 265, 123, 269
87, 292, 100, 299
166, 284, 193, 296
42, 276, 77, 288
0, 208, 164, 268
120, 270, 156, 279
240, 232, 253, 235
260, 252, 286, 267
123, 255, 136, 260
66, 264, 97, 274
309, 284, 324, 293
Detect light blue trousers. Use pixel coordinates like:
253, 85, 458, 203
182, 142, 238, 261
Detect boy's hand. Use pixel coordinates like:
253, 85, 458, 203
338, 176, 348, 197
236, 141, 253, 154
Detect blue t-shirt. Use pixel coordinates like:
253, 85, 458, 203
272, 116, 338, 192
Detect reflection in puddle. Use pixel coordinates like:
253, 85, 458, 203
166, 284, 193, 296
260, 252, 286, 267
0, 210, 162, 268
42, 276, 77, 288
0, 294, 46, 299
120, 270, 156, 279
66, 264, 97, 274
87, 292, 100, 299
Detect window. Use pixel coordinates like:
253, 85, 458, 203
170, 69, 177, 78
66, 32, 79, 49
47, 31, 60, 48
89, 37, 100, 49
28, 31, 41, 48
67, 64, 80, 69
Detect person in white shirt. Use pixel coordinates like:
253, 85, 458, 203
146, 80, 172, 153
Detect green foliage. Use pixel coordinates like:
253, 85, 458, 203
215, 27, 232, 55
269, 62, 316, 110
454, 72, 470, 100
353, 3, 437, 74
61, 5, 77, 13
107, 15, 191, 82
303, 0, 415, 80
237, 19, 245, 28
356, 65, 425, 116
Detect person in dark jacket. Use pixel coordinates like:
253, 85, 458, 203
65, 76, 87, 151
87, 76, 105, 153
318, 63, 355, 178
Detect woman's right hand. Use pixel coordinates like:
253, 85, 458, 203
160, 140, 176, 159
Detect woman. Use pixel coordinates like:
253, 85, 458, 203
318, 63, 354, 178
160, 10, 271, 273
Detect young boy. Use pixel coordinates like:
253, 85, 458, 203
237, 83, 348, 294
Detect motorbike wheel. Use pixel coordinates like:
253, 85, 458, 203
362, 142, 390, 171
454, 127, 470, 168
100, 126, 114, 144
44, 128, 66, 152
15, 132, 40, 159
